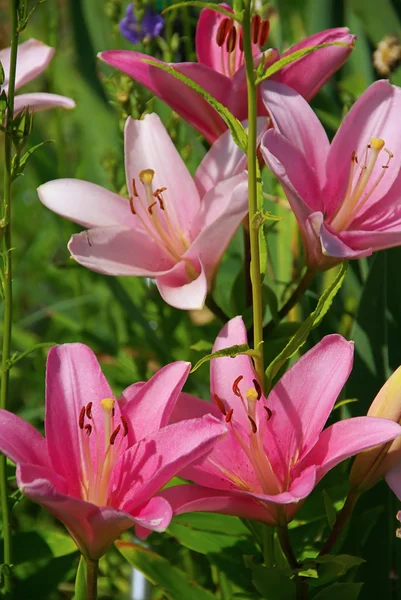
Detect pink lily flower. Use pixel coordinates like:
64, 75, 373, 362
162, 317, 401, 525
260, 80, 401, 270
0, 344, 226, 559
37, 113, 248, 310
98, 6, 355, 143
0, 39, 75, 114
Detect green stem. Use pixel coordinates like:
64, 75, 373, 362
86, 558, 98, 600
242, 2, 264, 385
0, 2, 19, 593
262, 524, 275, 567
319, 490, 360, 556
243, 220, 253, 308
264, 268, 316, 337
277, 525, 308, 600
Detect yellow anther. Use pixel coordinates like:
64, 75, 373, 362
101, 398, 115, 412
370, 138, 385, 151
139, 169, 155, 184
246, 387, 259, 401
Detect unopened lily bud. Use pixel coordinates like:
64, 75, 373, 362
350, 365, 401, 491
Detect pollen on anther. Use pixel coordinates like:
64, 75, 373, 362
252, 379, 262, 400
216, 17, 231, 47
251, 15, 261, 45
264, 406, 272, 421
79, 406, 86, 429
86, 402, 93, 419
132, 179, 138, 197
225, 408, 234, 423
84, 424, 92, 436
148, 201, 157, 214
214, 393, 227, 416
129, 196, 136, 215
248, 415, 257, 433
121, 415, 129, 437
110, 424, 121, 446
226, 26, 237, 53
232, 375, 244, 397
258, 19, 270, 47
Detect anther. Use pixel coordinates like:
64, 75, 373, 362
248, 415, 257, 433
216, 17, 232, 47
226, 26, 237, 53
251, 15, 261, 45
86, 402, 93, 419
148, 201, 157, 215
239, 30, 244, 52
258, 20, 270, 47
84, 424, 92, 436
264, 406, 272, 421
232, 375, 244, 397
132, 179, 138, 197
79, 406, 86, 429
225, 408, 234, 423
252, 379, 262, 400
214, 393, 227, 416
129, 196, 136, 215
121, 415, 129, 437
139, 169, 155, 185
110, 424, 121, 445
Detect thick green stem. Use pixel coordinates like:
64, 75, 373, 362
277, 525, 308, 600
242, 3, 264, 385
0, 2, 19, 593
86, 558, 98, 600
264, 268, 316, 337
319, 490, 360, 556
262, 524, 275, 567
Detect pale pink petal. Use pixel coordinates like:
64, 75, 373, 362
325, 81, 401, 218
38, 180, 131, 229
13, 93, 75, 115
155, 259, 208, 310
17, 463, 135, 559
130, 496, 172, 533
99, 51, 228, 142
187, 177, 248, 279
0, 39, 54, 92
45, 343, 116, 497
263, 335, 354, 483
0, 409, 49, 468
385, 460, 401, 501
122, 361, 191, 444
111, 415, 226, 511
296, 417, 401, 482
68, 226, 175, 277
279, 28, 356, 101
195, 6, 233, 73
260, 81, 329, 188
160, 483, 276, 524
314, 213, 372, 260
124, 114, 200, 235
195, 119, 266, 196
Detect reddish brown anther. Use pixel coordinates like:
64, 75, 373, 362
121, 415, 129, 437
252, 379, 262, 400
85, 402, 93, 419
239, 30, 244, 52
129, 196, 136, 215
264, 406, 272, 421
148, 201, 157, 214
248, 415, 257, 433
214, 393, 227, 416
251, 14, 261, 45
258, 19, 270, 48
79, 406, 86, 429
226, 26, 237, 53
216, 17, 232, 47
84, 424, 92, 436
112, 407, 115, 417
110, 424, 121, 446
225, 408, 234, 423
132, 178, 138, 197
232, 375, 244, 397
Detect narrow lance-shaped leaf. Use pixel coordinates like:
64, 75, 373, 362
162, 2, 242, 22
191, 343, 261, 372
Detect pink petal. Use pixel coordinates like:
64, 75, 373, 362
131, 496, 172, 533
38, 180, 131, 229
17, 463, 135, 559
119, 382, 145, 409
279, 28, 356, 101
187, 176, 248, 279
13, 93, 75, 115
313, 213, 371, 260
0, 409, 49, 468
260, 81, 329, 188
196, 6, 233, 73
68, 226, 174, 277
99, 51, 228, 142
325, 81, 401, 218
0, 39, 54, 92
169, 392, 221, 423
45, 343, 117, 497
124, 114, 200, 236
264, 335, 354, 483
339, 225, 401, 254
111, 415, 226, 511
155, 258, 208, 310
297, 417, 401, 483
121, 361, 191, 444
160, 483, 276, 523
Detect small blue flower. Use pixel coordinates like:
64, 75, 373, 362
119, 4, 164, 44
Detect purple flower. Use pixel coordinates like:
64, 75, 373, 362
119, 4, 164, 44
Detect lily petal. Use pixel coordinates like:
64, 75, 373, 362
130, 496, 172, 533
14, 93, 75, 115
0, 39, 54, 91
0, 409, 49, 468
156, 259, 208, 310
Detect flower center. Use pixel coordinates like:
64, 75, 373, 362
78, 398, 128, 506
215, 15, 270, 78
129, 169, 190, 262
330, 138, 393, 232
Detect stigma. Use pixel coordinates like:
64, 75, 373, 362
330, 138, 393, 232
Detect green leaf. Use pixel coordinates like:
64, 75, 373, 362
12, 140, 54, 182
312, 582, 363, 600
162, 1, 241, 21
265, 263, 348, 388
190, 340, 213, 352
255, 43, 350, 84
322, 490, 337, 530
73, 556, 87, 600
116, 540, 216, 600
142, 59, 248, 152
310, 555, 365, 588
251, 565, 295, 599
191, 343, 256, 373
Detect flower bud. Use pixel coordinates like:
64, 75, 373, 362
350, 365, 401, 491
